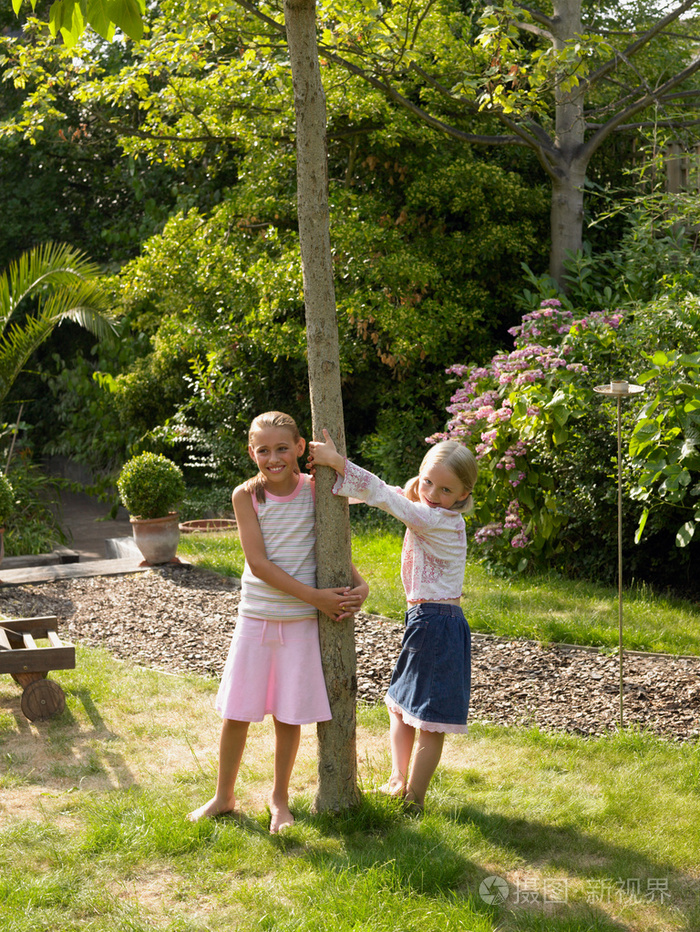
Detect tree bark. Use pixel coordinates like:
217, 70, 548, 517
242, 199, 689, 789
283, 0, 360, 811
549, 0, 586, 283
549, 164, 586, 283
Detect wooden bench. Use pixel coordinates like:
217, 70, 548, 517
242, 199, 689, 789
0, 616, 75, 721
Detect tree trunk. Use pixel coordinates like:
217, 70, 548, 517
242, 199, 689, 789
549, 0, 586, 284
283, 0, 360, 811
549, 164, 586, 284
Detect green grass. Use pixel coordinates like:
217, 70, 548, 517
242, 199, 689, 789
178, 529, 700, 656
1, 648, 699, 931
178, 530, 245, 579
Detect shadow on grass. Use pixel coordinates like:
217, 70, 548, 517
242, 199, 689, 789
449, 803, 699, 927
0, 682, 139, 793
228, 793, 697, 931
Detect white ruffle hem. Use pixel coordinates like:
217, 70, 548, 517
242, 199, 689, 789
385, 696, 469, 735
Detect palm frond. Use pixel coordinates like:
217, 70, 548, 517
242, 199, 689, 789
39, 277, 117, 338
58, 306, 118, 341
0, 242, 103, 332
0, 315, 58, 406
0, 242, 117, 407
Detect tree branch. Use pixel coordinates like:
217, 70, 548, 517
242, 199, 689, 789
514, 2, 555, 30
234, 0, 288, 36
315, 46, 527, 149
582, 51, 700, 159
93, 110, 242, 145
514, 20, 554, 42
410, 0, 438, 50
588, 117, 700, 132
407, 60, 560, 172
585, 0, 700, 89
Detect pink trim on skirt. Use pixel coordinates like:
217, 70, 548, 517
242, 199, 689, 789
385, 696, 469, 735
216, 615, 331, 725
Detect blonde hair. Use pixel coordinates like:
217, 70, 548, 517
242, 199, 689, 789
404, 441, 478, 513
245, 411, 302, 503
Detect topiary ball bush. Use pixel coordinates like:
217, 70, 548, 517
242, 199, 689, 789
0, 474, 15, 527
117, 452, 185, 520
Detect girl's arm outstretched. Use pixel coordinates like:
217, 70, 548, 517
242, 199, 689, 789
233, 484, 363, 621
308, 430, 345, 476
309, 431, 462, 536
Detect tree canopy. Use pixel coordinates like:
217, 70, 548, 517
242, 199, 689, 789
9, 0, 700, 283
3, 0, 550, 484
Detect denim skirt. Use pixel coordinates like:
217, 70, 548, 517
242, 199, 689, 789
386, 602, 471, 733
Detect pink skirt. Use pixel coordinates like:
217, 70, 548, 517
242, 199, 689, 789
215, 615, 332, 725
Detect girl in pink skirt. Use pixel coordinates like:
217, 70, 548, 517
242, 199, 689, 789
188, 411, 367, 832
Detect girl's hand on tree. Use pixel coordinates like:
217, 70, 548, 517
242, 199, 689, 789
308, 430, 345, 476
315, 586, 363, 621
347, 578, 369, 611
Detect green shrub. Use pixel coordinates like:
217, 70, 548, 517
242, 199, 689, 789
117, 452, 185, 519
631, 344, 700, 550
2, 456, 67, 555
434, 299, 620, 575
38, 316, 147, 476
0, 474, 14, 526
436, 295, 700, 591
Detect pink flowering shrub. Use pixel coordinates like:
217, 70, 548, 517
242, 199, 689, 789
432, 299, 626, 573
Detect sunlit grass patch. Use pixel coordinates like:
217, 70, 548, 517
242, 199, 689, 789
0, 646, 698, 931
178, 526, 700, 656
178, 530, 244, 579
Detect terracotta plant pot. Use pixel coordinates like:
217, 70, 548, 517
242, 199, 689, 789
130, 513, 180, 565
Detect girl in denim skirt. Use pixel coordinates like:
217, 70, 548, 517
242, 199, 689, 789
309, 431, 477, 812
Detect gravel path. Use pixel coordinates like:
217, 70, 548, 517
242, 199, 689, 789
2, 565, 698, 741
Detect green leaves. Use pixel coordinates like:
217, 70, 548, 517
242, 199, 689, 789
0, 242, 116, 408
10, 0, 145, 46
676, 519, 697, 548
117, 451, 185, 518
33, 0, 146, 46
629, 346, 700, 548
0, 473, 15, 525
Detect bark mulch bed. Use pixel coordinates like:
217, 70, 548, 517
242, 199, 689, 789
1, 564, 698, 741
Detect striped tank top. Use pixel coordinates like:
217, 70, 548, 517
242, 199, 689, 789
238, 472, 318, 621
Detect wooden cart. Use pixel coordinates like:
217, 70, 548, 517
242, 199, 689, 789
0, 616, 75, 721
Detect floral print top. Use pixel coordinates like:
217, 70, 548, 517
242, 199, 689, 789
333, 460, 466, 602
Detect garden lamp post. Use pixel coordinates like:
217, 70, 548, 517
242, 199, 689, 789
593, 379, 643, 728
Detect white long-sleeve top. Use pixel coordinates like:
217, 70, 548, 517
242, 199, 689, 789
333, 459, 466, 602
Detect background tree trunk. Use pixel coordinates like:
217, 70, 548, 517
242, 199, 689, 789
283, 0, 360, 811
549, 0, 586, 283
549, 164, 586, 284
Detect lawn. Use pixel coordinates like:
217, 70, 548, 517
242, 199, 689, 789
178, 529, 700, 657
1, 647, 699, 932
1, 530, 699, 931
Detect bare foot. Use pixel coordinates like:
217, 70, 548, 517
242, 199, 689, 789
269, 801, 295, 834
403, 795, 424, 816
187, 794, 237, 822
378, 776, 407, 798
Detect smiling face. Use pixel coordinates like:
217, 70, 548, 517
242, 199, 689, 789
417, 461, 468, 511
248, 426, 306, 495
